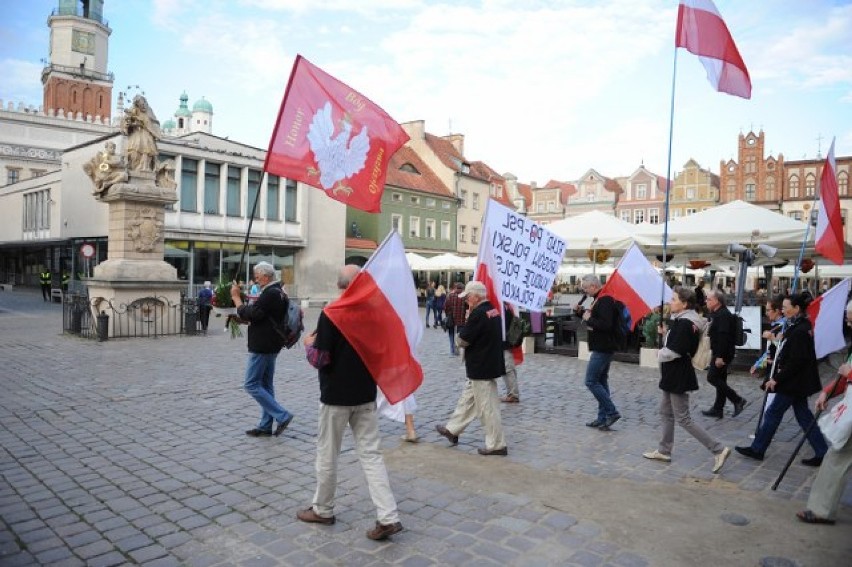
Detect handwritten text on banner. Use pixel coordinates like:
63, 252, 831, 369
482, 200, 567, 311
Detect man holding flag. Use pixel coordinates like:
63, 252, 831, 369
300, 264, 403, 541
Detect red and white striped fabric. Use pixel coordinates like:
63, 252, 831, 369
323, 231, 423, 404
676, 0, 752, 99
807, 278, 850, 359
815, 138, 845, 265
599, 243, 673, 329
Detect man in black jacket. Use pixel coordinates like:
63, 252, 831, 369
580, 274, 622, 430
436, 280, 508, 455
702, 289, 747, 418
298, 264, 403, 541
231, 262, 294, 437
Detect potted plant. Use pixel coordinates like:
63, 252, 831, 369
211, 279, 246, 337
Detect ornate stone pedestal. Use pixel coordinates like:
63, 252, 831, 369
86, 171, 185, 337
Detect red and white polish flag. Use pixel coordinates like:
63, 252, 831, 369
599, 243, 673, 328
815, 138, 845, 265
264, 55, 410, 213
807, 278, 850, 359
676, 0, 752, 99
323, 231, 423, 404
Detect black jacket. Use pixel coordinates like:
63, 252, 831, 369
708, 306, 736, 362
774, 316, 822, 398
659, 315, 702, 394
586, 294, 618, 353
459, 300, 506, 380
237, 281, 287, 354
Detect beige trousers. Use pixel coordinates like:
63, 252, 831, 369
446, 379, 507, 451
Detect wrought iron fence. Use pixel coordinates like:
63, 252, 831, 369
63, 293, 201, 340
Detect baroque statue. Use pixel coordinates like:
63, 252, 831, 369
120, 95, 162, 173
83, 141, 128, 197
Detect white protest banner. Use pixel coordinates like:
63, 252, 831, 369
479, 199, 567, 311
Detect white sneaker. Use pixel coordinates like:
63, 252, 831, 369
712, 447, 731, 473
642, 450, 671, 462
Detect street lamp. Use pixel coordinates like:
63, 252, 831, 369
726, 241, 778, 313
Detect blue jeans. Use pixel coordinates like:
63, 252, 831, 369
448, 325, 464, 355
244, 352, 291, 432
752, 392, 828, 457
585, 351, 618, 421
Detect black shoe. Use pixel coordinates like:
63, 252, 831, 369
246, 428, 272, 437
732, 398, 748, 417
801, 456, 824, 467
585, 419, 605, 428
436, 425, 459, 445
273, 415, 294, 436
735, 446, 764, 461
477, 446, 508, 456
701, 408, 723, 419
599, 413, 621, 429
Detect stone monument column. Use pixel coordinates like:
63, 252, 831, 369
84, 95, 186, 336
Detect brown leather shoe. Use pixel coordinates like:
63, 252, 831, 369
501, 395, 519, 403
366, 521, 403, 540
436, 425, 459, 445
477, 446, 508, 456
296, 507, 335, 525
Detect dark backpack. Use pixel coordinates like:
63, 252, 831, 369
507, 314, 530, 347
612, 300, 632, 341
272, 290, 304, 349
732, 313, 748, 347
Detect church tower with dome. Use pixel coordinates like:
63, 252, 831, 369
162, 92, 213, 137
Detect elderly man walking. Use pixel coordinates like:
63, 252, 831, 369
299, 265, 403, 541
231, 262, 294, 437
702, 289, 747, 418
579, 274, 622, 430
436, 280, 508, 455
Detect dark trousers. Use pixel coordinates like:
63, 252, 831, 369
41, 283, 51, 301
707, 362, 742, 411
752, 393, 828, 457
199, 305, 212, 331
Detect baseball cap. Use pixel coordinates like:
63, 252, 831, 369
459, 280, 487, 298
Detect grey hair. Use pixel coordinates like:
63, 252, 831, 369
708, 288, 727, 306
581, 274, 601, 288
338, 264, 361, 290
253, 261, 275, 279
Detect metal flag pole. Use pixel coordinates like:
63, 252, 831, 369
657, 46, 679, 346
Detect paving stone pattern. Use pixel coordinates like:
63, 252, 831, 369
0, 289, 849, 565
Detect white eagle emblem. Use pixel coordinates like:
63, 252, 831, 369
306, 101, 370, 197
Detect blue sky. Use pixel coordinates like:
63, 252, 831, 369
2, 0, 851, 185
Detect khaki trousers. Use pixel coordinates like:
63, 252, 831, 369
502, 350, 519, 398
806, 433, 852, 519
312, 402, 399, 525
446, 379, 507, 451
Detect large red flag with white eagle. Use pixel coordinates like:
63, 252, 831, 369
676, 0, 752, 99
264, 55, 410, 213
807, 278, 850, 359
815, 138, 845, 265
599, 243, 673, 328
323, 231, 423, 404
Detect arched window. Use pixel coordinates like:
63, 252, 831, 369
765, 176, 775, 201
805, 173, 816, 197
788, 175, 799, 199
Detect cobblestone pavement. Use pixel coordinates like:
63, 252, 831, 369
1, 288, 850, 566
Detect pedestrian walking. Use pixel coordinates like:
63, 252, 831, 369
436, 281, 508, 455
299, 264, 403, 541
642, 286, 731, 473
701, 289, 747, 419
579, 274, 622, 430
231, 262, 294, 438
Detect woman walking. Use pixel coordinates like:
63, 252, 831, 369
735, 293, 828, 465
643, 287, 731, 474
